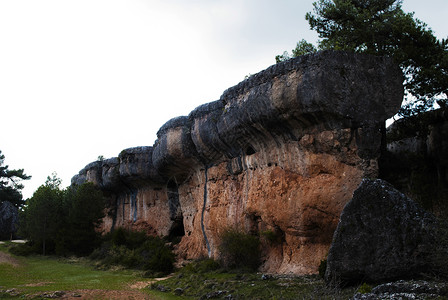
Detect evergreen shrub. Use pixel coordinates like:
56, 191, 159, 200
218, 228, 260, 271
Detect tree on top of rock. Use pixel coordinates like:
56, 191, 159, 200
0, 150, 31, 209
277, 0, 448, 117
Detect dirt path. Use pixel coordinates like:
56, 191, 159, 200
60, 289, 153, 299
0, 251, 20, 267
56, 276, 173, 299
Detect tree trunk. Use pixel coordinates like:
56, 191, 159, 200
43, 219, 46, 256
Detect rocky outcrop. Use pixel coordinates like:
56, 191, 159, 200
0, 201, 18, 239
352, 280, 448, 300
325, 179, 441, 286
381, 108, 448, 214
72, 50, 404, 274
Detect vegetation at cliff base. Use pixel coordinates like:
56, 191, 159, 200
218, 228, 261, 271
90, 227, 175, 276
17, 174, 105, 256
277, 0, 448, 116
147, 259, 358, 300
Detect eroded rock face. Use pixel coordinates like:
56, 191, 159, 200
72, 51, 404, 274
325, 179, 439, 286
352, 280, 448, 300
0, 201, 18, 239
382, 108, 448, 214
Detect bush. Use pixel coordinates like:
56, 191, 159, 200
181, 258, 221, 274
260, 230, 282, 244
107, 227, 147, 250
318, 259, 327, 279
90, 229, 175, 275
358, 283, 372, 294
218, 228, 260, 271
9, 242, 36, 256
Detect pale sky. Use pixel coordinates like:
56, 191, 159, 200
1, 0, 447, 199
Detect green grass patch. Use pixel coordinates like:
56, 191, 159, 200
146, 259, 357, 299
0, 247, 145, 295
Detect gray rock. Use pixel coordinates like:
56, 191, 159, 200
72, 50, 404, 193
326, 179, 440, 286
173, 287, 184, 295
152, 116, 200, 181
0, 201, 18, 239
352, 280, 448, 300
154, 284, 170, 292
118, 147, 163, 186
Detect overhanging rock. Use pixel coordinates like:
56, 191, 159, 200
72, 50, 404, 274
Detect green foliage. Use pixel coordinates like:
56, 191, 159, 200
218, 228, 260, 271
318, 259, 327, 278
20, 182, 64, 255
181, 258, 222, 274
19, 177, 105, 256
90, 228, 175, 275
56, 183, 105, 256
9, 242, 36, 257
304, 0, 447, 116
260, 229, 283, 245
0, 150, 31, 209
275, 39, 318, 63
149, 271, 357, 300
358, 282, 372, 294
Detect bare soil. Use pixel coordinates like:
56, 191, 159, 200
60, 289, 152, 299
0, 251, 20, 267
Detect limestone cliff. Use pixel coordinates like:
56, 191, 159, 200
380, 107, 448, 214
72, 51, 403, 274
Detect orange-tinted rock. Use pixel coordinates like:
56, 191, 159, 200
72, 51, 404, 274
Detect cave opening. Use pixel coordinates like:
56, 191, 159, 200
245, 145, 256, 156
167, 179, 185, 241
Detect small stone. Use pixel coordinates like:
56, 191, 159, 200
156, 284, 170, 292
261, 274, 272, 280
174, 287, 183, 295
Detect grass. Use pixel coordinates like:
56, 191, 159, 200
146, 259, 358, 299
0, 242, 148, 296
0, 243, 359, 299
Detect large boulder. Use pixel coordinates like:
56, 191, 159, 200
0, 201, 18, 239
352, 280, 448, 300
325, 179, 442, 286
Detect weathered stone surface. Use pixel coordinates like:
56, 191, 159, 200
352, 280, 448, 300
325, 179, 439, 286
0, 201, 18, 239
382, 108, 448, 214
72, 50, 404, 274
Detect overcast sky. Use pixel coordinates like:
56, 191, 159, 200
1, 0, 447, 199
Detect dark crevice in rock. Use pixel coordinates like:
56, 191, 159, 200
167, 179, 185, 240
131, 190, 138, 223
201, 166, 211, 257
245, 145, 256, 156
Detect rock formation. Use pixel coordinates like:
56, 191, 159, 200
0, 201, 18, 240
72, 50, 404, 274
352, 280, 448, 300
381, 107, 448, 214
325, 179, 441, 286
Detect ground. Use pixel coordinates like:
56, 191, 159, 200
0, 243, 158, 299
